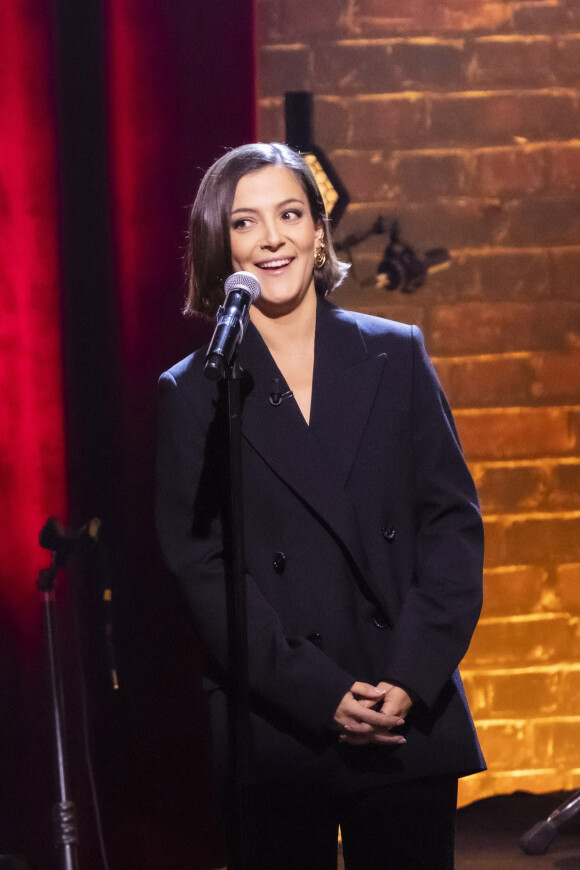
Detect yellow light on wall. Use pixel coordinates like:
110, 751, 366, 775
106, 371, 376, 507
285, 91, 350, 226
304, 152, 339, 217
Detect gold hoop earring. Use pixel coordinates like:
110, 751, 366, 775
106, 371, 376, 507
314, 243, 327, 270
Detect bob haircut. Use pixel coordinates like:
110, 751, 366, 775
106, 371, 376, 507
184, 142, 349, 318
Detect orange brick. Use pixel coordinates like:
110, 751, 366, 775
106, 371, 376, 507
550, 463, 580, 510
548, 143, 580, 191
472, 460, 580, 514
314, 98, 350, 151
560, 666, 580, 713
464, 614, 578, 667
480, 565, 547, 616
457, 407, 580, 461
530, 351, 580, 405
475, 250, 550, 300
474, 460, 549, 514
429, 92, 580, 146
504, 196, 580, 247
434, 356, 532, 408
507, 516, 580, 565
428, 301, 580, 356
556, 563, 580, 612
355, 0, 511, 34
474, 147, 546, 197
514, 3, 569, 32
482, 517, 511, 569
350, 96, 428, 149
313, 43, 397, 95
469, 37, 553, 88
391, 150, 466, 199
473, 719, 534, 770
258, 0, 340, 42
462, 669, 561, 718
550, 248, 580, 301
328, 150, 391, 203
390, 40, 464, 90
532, 719, 580, 767
553, 35, 580, 85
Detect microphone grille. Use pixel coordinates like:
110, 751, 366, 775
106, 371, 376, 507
224, 271, 261, 303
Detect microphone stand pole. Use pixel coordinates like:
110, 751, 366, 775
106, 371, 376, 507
37, 553, 80, 870
224, 356, 254, 870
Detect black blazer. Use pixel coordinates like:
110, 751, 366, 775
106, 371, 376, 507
156, 297, 485, 795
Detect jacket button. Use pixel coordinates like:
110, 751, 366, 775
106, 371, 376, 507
372, 613, 389, 630
307, 632, 323, 648
382, 524, 396, 542
273, 552, 286, 575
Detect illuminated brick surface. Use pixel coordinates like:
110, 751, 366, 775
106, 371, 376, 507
258, 0, 580, 806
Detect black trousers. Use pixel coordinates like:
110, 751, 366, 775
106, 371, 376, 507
243, 775, 458, 869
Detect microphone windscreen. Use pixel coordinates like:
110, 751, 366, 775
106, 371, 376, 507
224, 271, 261, 303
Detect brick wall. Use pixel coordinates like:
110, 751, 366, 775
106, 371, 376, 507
257, 0, 580, 805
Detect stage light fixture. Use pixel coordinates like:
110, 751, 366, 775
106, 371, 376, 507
284, 91, 350, 226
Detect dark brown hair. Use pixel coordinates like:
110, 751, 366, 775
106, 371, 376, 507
184, 142, 348, 318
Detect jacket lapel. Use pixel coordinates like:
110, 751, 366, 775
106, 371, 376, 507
310, 300, 387, 487
237, 298, 387, 586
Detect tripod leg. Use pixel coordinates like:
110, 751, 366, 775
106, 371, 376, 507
520, 790, 580, 855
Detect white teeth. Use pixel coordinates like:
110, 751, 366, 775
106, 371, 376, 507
258, 259, 291, 269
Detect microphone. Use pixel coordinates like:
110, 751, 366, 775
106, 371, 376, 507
269, 378, 293, 407
204, 271, 261, 380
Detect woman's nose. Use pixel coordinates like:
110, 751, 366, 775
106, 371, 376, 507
261, 219, 284, 249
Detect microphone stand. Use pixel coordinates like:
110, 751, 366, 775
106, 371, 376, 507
223, 356, 254, 870
37, 551, 80, 870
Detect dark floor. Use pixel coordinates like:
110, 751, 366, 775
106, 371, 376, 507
454, 790, 580, 870
334, 790, 580, 869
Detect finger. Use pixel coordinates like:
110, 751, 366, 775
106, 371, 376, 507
339, 731, 407, 747
350, 681, 386, 701
347, 703, 405, 730
367, 732, 407, 746
343, 710, 405, 731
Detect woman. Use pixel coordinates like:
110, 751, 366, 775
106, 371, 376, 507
156, 143, 485, 869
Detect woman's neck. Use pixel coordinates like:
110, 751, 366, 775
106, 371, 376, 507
250, 286, 317, 358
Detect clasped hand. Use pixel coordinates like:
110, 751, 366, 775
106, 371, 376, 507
332, 681, 412, 746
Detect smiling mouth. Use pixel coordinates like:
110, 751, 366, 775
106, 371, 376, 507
256, 257, 293, 270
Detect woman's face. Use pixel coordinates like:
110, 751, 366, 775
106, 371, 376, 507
229, 165, 324, 316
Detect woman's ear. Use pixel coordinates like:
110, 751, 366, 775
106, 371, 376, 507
315, 224, 325, 247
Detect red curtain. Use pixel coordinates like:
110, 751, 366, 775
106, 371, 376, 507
0, 2, 255, 867
0, 3, 66, 637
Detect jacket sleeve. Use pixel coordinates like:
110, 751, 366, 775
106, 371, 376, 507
155, 368, 355, 734
382, 326, 484, 709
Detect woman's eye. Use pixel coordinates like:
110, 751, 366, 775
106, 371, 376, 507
281, 209, 302, 221
232, 217, 252, 230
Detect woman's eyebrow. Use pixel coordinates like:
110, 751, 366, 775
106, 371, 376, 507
231, 197, 305, 215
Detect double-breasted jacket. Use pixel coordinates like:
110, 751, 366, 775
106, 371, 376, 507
156, 297, 485, 797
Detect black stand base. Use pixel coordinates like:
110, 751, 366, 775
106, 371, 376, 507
520, 789, 580, 855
